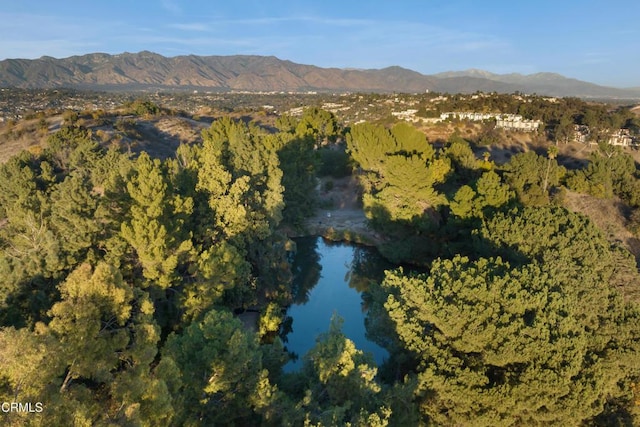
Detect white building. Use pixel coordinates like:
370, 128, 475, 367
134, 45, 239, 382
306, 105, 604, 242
608, 129, 633, 147
440, 112, 496, 121
574, 126, 636, 147
392, 109, 419, 121
440, 111, 542, 132
495, 116, 542, 132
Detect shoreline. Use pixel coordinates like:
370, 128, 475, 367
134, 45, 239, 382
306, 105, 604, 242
282, 208, 384, 247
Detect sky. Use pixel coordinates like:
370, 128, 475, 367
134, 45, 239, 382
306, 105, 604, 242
0, 0, 638, 87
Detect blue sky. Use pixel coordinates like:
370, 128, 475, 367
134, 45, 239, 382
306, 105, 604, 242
0, 0, 637, 87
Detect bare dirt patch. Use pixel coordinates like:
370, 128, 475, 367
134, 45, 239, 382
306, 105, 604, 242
317, 175, 361, 210
133, 116, 207, 158
0, 118, 49, 162
563, 190, 640, 258
294, 175, 384, 244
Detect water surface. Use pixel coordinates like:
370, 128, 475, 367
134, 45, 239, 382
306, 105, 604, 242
283, 237, 391, 371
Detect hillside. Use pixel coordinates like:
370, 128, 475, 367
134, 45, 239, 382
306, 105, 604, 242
1, 51, 640, 98
0, 52, 438, 93
435, 69, 638, 98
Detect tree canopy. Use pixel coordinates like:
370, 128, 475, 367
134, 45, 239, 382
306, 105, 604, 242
384, 207, 640, 425
1, 103, 640, 426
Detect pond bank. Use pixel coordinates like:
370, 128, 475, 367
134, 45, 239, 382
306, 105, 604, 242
283, 208, 386, 247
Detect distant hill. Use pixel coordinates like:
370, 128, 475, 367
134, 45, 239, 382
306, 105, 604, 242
433, 69, 640, 98
1, 51, 639, 98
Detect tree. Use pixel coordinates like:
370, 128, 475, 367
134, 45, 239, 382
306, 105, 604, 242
0, 324, 60, 398
347, 122, 450, 229
197, 118, 284, 243
384, 253, 640, 426
480, 206, 622, 288
0, 152, 42, 220
541, 145, 558, 194
554, 113, 574, 144
449, 184, 476, 219
444, 136, 481, 180
295, 107, 340, 144
45, 125, 101, 174
267, 132, 318, 227
49, 173, 100, 269
127, 99, 161, 117
450, 170, 513, 220
181, 241, 251, 321
379, 206, 640, 425
504, 150, 564, 205
157, 308, 265, 425
0, 262, 174, 426
266, 315, 394, 426
566, 147, 636, 201
48, 263, 134, 393
121, 152, 193, 289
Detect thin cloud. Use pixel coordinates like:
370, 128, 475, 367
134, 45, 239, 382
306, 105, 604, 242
161, 0, 182, 14
0, 12, 119, 59
579, 51, 610, 65
1, 40, 102, 60
327, 19, 511, 56
169, 23, 210, 32
110, 34, 257, 49
207, 15, 373, 27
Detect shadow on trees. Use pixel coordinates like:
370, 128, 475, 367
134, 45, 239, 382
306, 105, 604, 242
365, 194, 537, 270
0, 275, 59, 329
277, 135, 319, 227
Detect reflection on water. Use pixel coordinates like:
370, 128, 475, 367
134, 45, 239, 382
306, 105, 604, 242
288, 237, 322, 305
283, 237, 392, 371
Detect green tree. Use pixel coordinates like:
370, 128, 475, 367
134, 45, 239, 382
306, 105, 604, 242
450, 170, 513, 219
181, 241, 251, 321
121, 152, 193, 289
267, 315, 394, 426
366, 154, 448, 223
0, 154, 61, 326
0, 262, 173, 426
274, 114, 299, 133
0, 152, 42, 220
444, 136, 481, 180
384, 254, 640, 426
48, 263, 134, 394
49, 173, 99, 269
198, 118, 284, 243
127, 99, 161, 117
449, 184, 476, 219
157, 308, 265, 426
566, 147, 636, 201
267, 131, 318, 227
504, 150, 564, 205
554, 113, 574, 144
45, 125, 101, 174
347, 122, 450, 229
295, 107, 340, 144
541, 145, 559, 194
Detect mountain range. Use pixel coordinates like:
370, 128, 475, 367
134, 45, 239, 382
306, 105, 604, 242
1, 51, 638, 99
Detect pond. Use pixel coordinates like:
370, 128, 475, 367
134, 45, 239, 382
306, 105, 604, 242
282, 236, 393, 371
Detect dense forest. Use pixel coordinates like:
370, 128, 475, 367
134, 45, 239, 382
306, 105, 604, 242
1, 99, 640, 426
